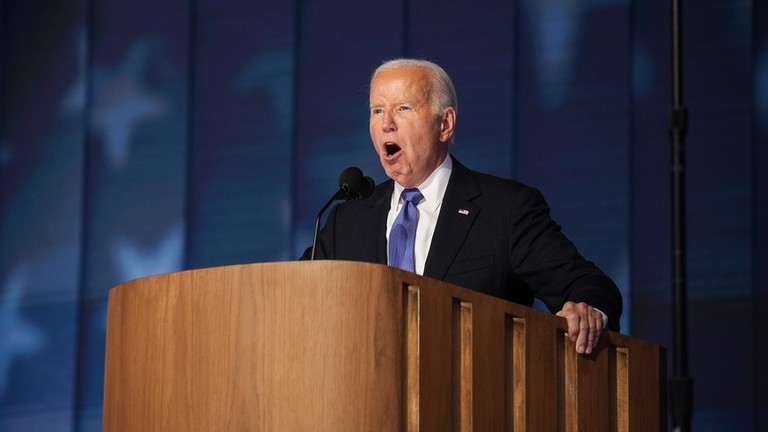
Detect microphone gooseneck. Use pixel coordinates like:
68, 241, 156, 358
310, 167, 375, 260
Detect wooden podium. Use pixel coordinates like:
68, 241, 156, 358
102, 261, 665, 431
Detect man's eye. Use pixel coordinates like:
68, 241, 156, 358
399, 106, 411, 111
371, 109, 383, 115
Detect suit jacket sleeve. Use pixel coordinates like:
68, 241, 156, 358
426, 160, 622, 331
506, 185, 623, 331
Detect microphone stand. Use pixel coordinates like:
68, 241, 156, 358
310, 168, 375, 260
310, 189, 346, 260
669, 0, 693, 430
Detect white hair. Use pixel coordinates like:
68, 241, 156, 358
371, 58, 458, 116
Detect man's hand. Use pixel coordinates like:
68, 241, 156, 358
556, 301, 604, 355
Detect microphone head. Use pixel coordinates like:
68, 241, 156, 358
337, 167, 375, 200
358, 176, 375, 200
339, 166, 363, 190
337, 167, 364, 200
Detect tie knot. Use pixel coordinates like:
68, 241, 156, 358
401, 188, 423, 204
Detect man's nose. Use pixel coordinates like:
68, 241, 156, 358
381, 111, 397, 132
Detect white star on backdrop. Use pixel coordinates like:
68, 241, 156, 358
91, 41, 166, 169
61, 34, 167, 169
111, 223, 184, 283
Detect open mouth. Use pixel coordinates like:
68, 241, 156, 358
385, 142, 401, 157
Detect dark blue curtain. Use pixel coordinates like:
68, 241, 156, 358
0, 0, 765, 430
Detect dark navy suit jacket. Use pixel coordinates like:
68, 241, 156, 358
302, 156, 622, 331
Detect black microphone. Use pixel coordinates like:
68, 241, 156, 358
310, 167, 375, 260
337, 166, 364, 200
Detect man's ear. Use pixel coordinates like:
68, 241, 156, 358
439, 107, 456, 143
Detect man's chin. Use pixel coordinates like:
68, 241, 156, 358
383, 167, 404, 182
390, 172, 421, 189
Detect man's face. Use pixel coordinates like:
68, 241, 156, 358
369, 67, 455, 188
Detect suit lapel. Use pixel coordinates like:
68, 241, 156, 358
424, 158, 481, 280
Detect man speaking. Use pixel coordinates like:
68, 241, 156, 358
302, 58, 622, 356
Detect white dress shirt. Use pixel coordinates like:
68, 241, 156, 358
386, 155, 453, 275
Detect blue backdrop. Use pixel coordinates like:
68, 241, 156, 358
1, 0, 765, 430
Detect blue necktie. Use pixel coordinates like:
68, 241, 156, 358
389, 188, 424, 272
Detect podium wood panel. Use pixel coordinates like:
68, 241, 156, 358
103, 261, 665, 431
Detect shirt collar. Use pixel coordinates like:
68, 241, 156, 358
391, 154, 453, 212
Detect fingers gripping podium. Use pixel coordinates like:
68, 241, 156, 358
102, 261, 665, 431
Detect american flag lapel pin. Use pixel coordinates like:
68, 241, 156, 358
458, 209, 470, 216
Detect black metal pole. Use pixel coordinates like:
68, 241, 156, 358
669, 0, 693, 430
